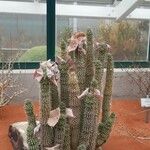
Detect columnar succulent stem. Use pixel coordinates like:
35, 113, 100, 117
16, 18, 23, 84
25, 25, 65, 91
24, 100, 36, 127
89, 80, 99, 150
54, 115, 66, 150
63, 123, 71, 150
96, 44, 107, 92
75, 43, 86, 92
96, 113, 115, 148
61, 40, 67, 60
68, 71, 80, 150
79, 94, 96, 149
24, 100, 39, 150
84, 29, 94, 89
40, 77, 52, 149
50, 81, 60, 110
102, 53, 114, 123
59, 61, 69, 107
26, 125, 40, 150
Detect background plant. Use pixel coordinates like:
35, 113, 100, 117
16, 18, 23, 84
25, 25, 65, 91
99, 20, 148, 61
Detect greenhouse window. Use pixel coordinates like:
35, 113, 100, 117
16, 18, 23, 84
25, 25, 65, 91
0, 0, 149, 69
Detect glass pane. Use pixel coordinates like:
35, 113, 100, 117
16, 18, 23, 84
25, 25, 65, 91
56, 1, 149, 61
0, 1, 46, 62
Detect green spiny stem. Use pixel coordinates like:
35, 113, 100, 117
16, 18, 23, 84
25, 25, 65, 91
96, 113, 115, 148
97, 43, 107, 62
54, 115, 66, 150
24, 100, 36, 127
61, 40, 67, 60
40, 77, 52, 149
96, 44, 107, 92
25, 100, 39, 150
40, 124, 53, 149
69, 71, 80, 107
77, 144, 87, 150
68, 71, 80, 149
89, 79, 100, 150
94, 61, 102, 91
76, 61, 86, 92
26, 125, 39, 150
75, 43, 86, 92
79, 94, 96, 149
59, 61, 69, 107
63, 123, 71, 150
102, 53, 114, 123
84, 29, 94, 89
50, 81, 60, 110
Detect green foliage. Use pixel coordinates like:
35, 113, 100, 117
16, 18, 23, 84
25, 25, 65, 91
19, 45, 46, 62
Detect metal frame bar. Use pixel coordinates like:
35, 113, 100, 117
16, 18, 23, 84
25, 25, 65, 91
115, 0, 143, 21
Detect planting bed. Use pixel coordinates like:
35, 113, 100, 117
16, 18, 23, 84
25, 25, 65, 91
0, 100, 150, 150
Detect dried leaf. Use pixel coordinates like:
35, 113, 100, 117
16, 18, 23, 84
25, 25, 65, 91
47, 108, 61, 127
66, 108, 75, 118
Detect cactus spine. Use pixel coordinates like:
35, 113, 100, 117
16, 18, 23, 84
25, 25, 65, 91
24, 100, 39, 150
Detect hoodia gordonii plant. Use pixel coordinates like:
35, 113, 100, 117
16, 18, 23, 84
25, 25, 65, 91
24, 29, 115, 150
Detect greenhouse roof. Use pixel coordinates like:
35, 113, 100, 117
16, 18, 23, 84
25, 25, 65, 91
0, 0, 149, 20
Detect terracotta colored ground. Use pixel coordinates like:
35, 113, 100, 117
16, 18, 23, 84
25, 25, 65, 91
0, 100, 150, 150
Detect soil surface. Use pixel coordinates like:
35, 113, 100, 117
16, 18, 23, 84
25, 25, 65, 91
0, 100, 150, 150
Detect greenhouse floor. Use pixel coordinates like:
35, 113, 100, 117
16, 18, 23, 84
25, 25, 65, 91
0, 100, 150, 150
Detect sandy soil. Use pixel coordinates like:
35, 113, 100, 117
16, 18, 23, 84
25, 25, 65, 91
0, 100, 150, 150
